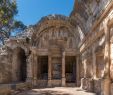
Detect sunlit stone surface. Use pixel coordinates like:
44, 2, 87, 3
0, 0, 113, 95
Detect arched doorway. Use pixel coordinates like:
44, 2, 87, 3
12, 47, 27, 82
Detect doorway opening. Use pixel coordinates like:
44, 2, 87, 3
38, 56, 48, 80
65, 56, 76, 83
14, 47, 27, 82
52, 57, 62, 79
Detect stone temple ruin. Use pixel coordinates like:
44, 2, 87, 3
0, 0, 113, 95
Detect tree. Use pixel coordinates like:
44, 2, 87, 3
0, 0, 26, 44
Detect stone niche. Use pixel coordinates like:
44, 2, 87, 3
93, 79, 101, 95
96, 55, 104, 78
82, 50, 93, 78
110, 28, 113, 80
79, 58, 84, 81
110, 45, 113, 80
12, 47, 27, 82
95, 35, 105, 79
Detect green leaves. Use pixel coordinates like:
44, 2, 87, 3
0, 0, 26, 44
14, 21, 26, 30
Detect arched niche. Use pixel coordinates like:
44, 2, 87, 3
12, 47, 27, 82
95, 47, 105, 79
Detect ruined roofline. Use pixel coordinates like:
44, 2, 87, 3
33, 14, 77, 33
35, 14, 69, 27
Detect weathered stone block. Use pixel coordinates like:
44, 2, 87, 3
94, 79, 101, 95
81, 78, 94, 92
37, 80, 48, 88
101, 79, 111, 95
0, 85, 11, 95
111, 83, 113, 95
51, 80, 62, 87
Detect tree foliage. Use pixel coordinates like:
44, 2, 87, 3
0, 0, 26, 44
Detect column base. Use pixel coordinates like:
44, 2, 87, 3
62, 77, 66, 87
33, 77, 37, 87
26, 77, 33, 83
48, 79, 52, 87
26, 77, 33, 88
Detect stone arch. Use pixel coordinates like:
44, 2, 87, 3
70, 0, 101, 35
70, 13, 87, 35
12, 47, 27, 82
31, 15, 79, 49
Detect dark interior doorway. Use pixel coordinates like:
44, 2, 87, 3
15, 47, 27, 82
65, 56, 76, 83
52, 57, 62, 79
38, 56, 48, 80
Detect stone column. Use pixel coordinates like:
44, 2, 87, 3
102, 20, 111, 95
76, 56, 80, 86
84, 59, 87, 78
92, 47, 97, 79
33, 54, 38, 86
26, 53, 33, 84
48, 55, 52, 87
62, 51, 66, 86
12, 53, 17, 82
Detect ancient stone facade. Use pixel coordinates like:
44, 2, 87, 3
0, 0, 113, 95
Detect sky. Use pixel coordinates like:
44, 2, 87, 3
15, 0, 74, 26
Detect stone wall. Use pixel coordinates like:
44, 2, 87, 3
71, 0, 113, 94
0, 46, 12, 83
81, 52, 92, 78
0, 37, 30, 84
0, 1, 113, 95
79, 24, 107, 94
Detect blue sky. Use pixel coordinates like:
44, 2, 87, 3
15, 0, 74, 26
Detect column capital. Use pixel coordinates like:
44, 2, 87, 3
62, 51, 65, 55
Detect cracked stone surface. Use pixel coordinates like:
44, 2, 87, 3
15, 87, 96, 95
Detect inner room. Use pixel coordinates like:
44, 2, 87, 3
38, 56, 48, 80
65, 56, 76, 84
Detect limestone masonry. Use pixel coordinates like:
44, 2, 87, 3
0, 0, 113, 95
